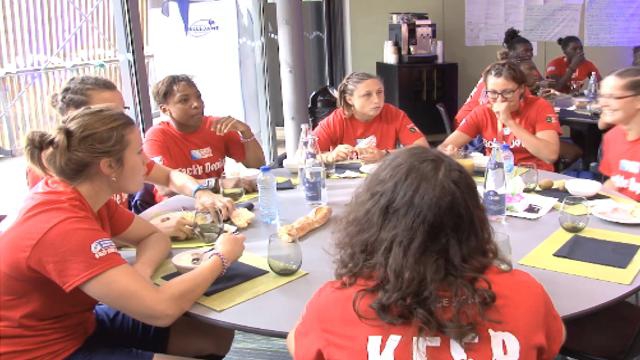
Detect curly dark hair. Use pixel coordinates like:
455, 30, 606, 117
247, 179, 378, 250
557, 36, 582, 50
503, 27, 531, 52
152, 74, 199, 105
333, 147, 499, 343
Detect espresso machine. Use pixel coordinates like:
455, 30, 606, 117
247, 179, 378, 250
388, 12, 437, 63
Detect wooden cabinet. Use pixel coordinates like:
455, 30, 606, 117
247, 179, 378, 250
376, 62, 458, 137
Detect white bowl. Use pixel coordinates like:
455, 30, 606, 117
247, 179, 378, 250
240, 168, 260, 181
172, 249, 209, 274
282, 158, 299, 174
565, 179, 602, 197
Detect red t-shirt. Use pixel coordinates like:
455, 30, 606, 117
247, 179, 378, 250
25, 161, 156, 209
456, 78, 536, 128
0, 178, 134, 359
599, 125, 640, 201
545, 56, 601, 94
457, 95, 561, 171
143, 115, 245, 180
294, 267, 564, 360
312, 104, 424, 152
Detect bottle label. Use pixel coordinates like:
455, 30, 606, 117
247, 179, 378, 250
304, 167, 324, 202
483, 190, 506, 216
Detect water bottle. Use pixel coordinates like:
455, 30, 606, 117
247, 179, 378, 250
483, 146, 507, 223
257, 165, 278, 224
303, 136, 327, 205
501, 143, 515, 189
585, 72, 598, 101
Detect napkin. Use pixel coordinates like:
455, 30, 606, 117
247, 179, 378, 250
537, 188, 609, 202
162, 261, 268, 296
553, 235, 639, 269
276, 179, 295, 190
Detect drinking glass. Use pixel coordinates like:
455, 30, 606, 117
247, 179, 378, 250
268, 232, 302, 276
570, 80, 583, 96
493, 231, 512, 271
518, 162, 538, 193
194, 208, 225, 244
219, 172, 245, 201
559, 196, 589, 233
323, 154, 336, 178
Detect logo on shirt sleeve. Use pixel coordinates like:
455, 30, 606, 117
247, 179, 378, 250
190, 147, 213, 160
408, 126, 417, 133
545, 114, 557, 123
91, 238, 118, 259
151, 156, 163, 164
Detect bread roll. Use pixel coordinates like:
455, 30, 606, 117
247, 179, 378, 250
230, 208, 255, 229
279, 205, 332, 242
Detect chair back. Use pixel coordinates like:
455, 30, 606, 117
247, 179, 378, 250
308, 86, 337, 129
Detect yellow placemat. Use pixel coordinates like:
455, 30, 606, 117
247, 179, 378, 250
519, 228, 640, 284
237, 177, 297, 202
152, 252, 308, 311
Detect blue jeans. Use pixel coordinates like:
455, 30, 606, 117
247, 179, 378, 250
66, 304, 170, 360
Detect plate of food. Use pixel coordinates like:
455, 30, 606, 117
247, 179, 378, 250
592, 201, 640, 224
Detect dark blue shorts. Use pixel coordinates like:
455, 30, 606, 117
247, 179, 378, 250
66, 304, 170, 360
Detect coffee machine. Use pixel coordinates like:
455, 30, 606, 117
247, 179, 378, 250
388, 12, 437, 63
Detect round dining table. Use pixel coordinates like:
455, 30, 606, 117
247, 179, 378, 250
138, 169, 640, 339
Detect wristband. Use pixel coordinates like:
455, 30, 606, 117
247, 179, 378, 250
192, 178, 216, 197
209, 250, 229, 275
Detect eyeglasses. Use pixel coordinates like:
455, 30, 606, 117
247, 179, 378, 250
598, 93, 639, 101
484, 88, 519, 100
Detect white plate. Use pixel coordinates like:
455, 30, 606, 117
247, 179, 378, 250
592, 202, 640, 224
359, 163, 378, 174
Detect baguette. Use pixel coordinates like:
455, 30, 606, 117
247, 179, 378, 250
279, 205, 332, 242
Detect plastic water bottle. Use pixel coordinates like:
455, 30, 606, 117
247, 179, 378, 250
501, 143, 515, 187
585, 72, 598, 101
484, 146, 507, 223
257, 165, 278, 224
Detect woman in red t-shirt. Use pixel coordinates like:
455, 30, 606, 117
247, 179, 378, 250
312, 72, 429, 164
1, 107, 245, 359
439, 61, 562, 171
546, 36, 601, 94
287, 148, 564, 359
598, 66, 640, 201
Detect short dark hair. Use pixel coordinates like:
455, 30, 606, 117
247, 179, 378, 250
333, 147, 498, 343
557, 36, 582, 51
482, 61, 528, 87
152, 74, 199, 105
51, 76, 118, 116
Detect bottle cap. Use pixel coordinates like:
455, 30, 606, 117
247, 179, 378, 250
500, 143, 510, 150
259, 165, 271, 172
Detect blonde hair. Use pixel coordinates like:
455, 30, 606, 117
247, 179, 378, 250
25, 106, 136, 184
337, 72, 382, 117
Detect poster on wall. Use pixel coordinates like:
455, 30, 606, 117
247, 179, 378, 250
523, 0, 582, 42
148, 0, 245, 120
584, 0, 640, 46
465, 0, 542, 49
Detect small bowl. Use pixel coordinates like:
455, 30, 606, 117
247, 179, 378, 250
172, 249, 208, 274
573, 97, 590, 110
565, 179, 602, 197
240, 168, 260, 181
282, 158, 299, 174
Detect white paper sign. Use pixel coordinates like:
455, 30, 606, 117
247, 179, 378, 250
523, 1, 582, 42
584, 0, 640, 46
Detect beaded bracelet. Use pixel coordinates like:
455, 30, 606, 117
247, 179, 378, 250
209, 250, 229, 275
240, 134, 256, 143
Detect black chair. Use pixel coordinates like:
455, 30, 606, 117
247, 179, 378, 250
561, 301, 640, 360
308, 85, 337, 129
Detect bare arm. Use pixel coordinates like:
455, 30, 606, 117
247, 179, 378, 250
80, 233, 245, 327
286, 327, 296, 356
212, 116, 265, 169
145, 163, 234, 219
437, 130, 474, 155
115, 216, 171, 279
507, 126, 560, 164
